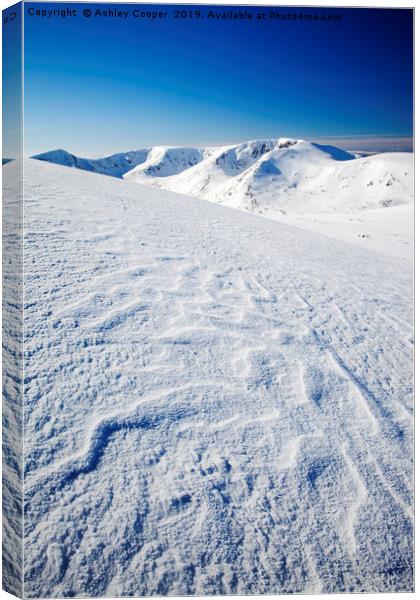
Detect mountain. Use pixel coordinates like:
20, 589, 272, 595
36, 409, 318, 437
32, 139, 414, 217
123, 139, 414, 215
13, 158, 412, 596
33, 148, 149, 178
135, 146, 209, 177
32, 146, 210, 179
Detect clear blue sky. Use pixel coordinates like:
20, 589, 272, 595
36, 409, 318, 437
23, 3, 413, 156
3, 2, 23, 159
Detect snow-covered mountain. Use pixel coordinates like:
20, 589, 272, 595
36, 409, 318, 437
11, 158, 412, 596
136, 146, 210, 177
33, 148, 150, 178
33, 139, 414, 217
124, 139, 413, 215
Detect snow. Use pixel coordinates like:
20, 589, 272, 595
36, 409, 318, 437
33, 141, 413, 247
33, 148, 150, 178
278, 204, 413, 260
15, 157, 413, 596
2, 159, 24, 599
33, 140, 413, 259
122, 140, 413, 218
133, 146, 208, 177
122, 140, 414, 259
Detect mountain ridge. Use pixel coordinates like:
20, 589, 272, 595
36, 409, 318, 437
32, 138, 413, 216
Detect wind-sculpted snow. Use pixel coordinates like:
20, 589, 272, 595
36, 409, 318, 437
18, 159, 413, 596
2, 160, 24, 598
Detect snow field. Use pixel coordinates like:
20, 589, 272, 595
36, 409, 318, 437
12, 159, 413, 596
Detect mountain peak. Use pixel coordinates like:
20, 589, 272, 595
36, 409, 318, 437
31, 139, 413, 217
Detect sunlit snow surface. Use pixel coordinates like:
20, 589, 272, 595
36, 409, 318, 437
20, 159, 413, 596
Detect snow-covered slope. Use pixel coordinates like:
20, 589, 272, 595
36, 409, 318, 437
33, 148, 150, 178
280, 203, 413, 261
16, 159, 413, 596
32, 146, 209, 180
136, 146, 209, 177
123, 139, 413, 215
33, 139, 414, 220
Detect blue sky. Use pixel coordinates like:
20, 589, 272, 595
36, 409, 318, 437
23, 3, 413, 156
3, 2, 23, 159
